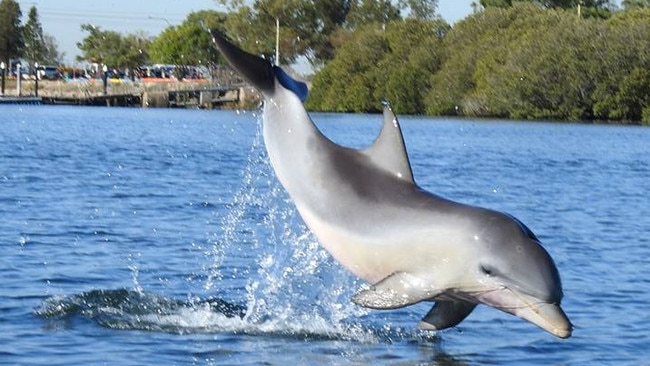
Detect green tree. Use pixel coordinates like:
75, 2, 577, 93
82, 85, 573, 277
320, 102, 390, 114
76, 24, 122, 64
423, 3, 648, 123
480, 0, 513, 7
22, 6, 46, 67
0, 0, 23, 68
306, 18, 449, 114
622, 0, 650, 9
41, 34, 63, 65
77, 24, 151, 70
425, 5, 527, 115
218, 0, 344, 65
217, 0, 438, 67
148, 11, 223, 66
479, 0, 614, 10
300, 0, 352, 63
116, 32, 150, 71
592, 8, 650, 122
344, 0, 401, 29
400, 0, 439, 19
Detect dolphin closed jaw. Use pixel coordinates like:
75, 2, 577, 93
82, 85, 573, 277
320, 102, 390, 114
211, 30, 572, 338
474, 287, 573, 338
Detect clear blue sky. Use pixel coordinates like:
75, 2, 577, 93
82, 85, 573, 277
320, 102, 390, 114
15, 0, 477, 65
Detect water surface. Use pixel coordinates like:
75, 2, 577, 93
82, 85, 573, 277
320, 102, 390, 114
1, 105, 648, 365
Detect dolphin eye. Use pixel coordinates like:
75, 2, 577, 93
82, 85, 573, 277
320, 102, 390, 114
480, 265, 495, 276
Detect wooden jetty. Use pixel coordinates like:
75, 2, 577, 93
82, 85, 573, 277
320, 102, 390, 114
0, 96, 42, 105
35, 86, 242, 109
41, 94, 141, 107
169, 87, 240, 108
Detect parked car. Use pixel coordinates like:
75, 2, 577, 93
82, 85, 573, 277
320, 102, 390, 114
9, 61, 31, 79
38, 65, 61, 80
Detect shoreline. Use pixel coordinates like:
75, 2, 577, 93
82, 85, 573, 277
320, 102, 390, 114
0, 78, 260, 109
0, 79, 645, 125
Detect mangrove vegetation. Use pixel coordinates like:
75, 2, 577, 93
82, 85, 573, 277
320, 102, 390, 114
307, 3, 650, 124
1, 0, 649, 123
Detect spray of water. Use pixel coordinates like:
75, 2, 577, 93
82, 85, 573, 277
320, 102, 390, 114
36, 113, 435, 344
198, 114, 377, 341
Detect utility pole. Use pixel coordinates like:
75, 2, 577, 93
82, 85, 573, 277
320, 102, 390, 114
578, 1, 583, 18
0, 62, 5, 96
275, 17, 280, 66
16, 63, 21, 96
34, 62, 39, 97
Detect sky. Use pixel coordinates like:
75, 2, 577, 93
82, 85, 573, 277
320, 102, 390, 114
15, 0, 476, 65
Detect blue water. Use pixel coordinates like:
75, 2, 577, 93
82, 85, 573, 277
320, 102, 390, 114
1, 105, 648, 365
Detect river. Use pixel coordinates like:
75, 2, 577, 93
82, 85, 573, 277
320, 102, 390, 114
1, 105, 648, 365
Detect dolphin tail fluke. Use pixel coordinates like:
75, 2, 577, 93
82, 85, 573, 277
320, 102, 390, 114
211, 30, 309, 102
210, 30, 275, 95
418, 301, 477, 331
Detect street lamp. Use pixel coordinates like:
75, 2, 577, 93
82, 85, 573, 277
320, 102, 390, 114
275, 17, 280, 66
259, 8, 281, 66
34, 62, 39, 97
577, 1, 584, 17
16, 63, 21, 97
102, 64, 108, 95
0, 62, 5, 96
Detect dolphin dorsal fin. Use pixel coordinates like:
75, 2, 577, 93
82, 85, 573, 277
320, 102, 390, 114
363, 103, 414, 184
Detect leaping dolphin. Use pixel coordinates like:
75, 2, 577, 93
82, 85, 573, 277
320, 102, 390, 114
211, 30, 572, 338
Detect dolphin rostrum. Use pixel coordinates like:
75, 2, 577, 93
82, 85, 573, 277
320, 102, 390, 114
211, 30, 572, 338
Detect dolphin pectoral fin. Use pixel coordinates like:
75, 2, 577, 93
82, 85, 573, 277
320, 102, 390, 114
418, 301, 477, 331
351, 272, 438, 310
362, 104, 415, 183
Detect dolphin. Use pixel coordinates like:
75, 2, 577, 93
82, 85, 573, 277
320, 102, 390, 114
211, 30, 572, 338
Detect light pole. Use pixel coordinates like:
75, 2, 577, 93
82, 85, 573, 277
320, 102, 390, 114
16, 63, 21, 97
578, 1, 584, 17
34, 62, 39, 97
102, 64, 108, 95
275, 17, 280, 66
0, 62, 5, 96
260, 8, 281, 66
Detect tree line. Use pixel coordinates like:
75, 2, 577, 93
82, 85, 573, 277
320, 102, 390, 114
0, 0, 62, 70
1, 0, 649, 123
307, 2, 650, 124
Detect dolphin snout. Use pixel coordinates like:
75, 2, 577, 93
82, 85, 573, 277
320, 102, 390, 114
476, 288, 572, 338
520, 301, 573, 339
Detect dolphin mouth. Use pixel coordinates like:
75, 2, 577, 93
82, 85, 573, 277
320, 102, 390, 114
473, 287, 573, 339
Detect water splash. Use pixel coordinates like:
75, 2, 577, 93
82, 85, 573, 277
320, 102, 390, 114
35, 113, 435, 344
36, 288, 246, 334
35, 288, 435, 344
197, 114, 379, 341
203, 113, 268, 291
